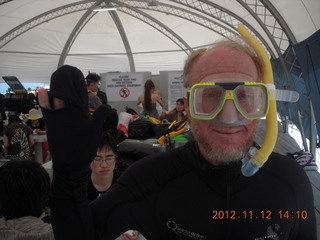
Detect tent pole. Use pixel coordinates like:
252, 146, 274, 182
310, 101, 316, 156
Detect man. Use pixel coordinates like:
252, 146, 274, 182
86, 73, 102, 114
39, 38, 316, 240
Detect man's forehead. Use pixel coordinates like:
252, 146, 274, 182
201, 46, 253, 65
187, 46, 259, 86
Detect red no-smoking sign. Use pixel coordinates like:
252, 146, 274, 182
119, 87, 130, 98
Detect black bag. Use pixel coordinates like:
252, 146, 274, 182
153, 123, 171, 138
153, 116, 188, 138
128, 120, 155, 140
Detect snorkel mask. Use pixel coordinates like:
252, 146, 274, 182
188, 24, 299, 176
188, 81, 270, 126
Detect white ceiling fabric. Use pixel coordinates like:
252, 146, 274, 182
0, 0, 319, 83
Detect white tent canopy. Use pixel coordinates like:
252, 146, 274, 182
1, 0, 320, 154
0, 0, 319, 83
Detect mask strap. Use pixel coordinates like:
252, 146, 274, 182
267, 84, 299, 102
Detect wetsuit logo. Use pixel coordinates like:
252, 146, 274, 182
166, 221, 205, 240
255, 224, 282, 240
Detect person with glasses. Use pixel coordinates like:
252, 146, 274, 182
39, 35, 316, 239
87, 131, 120, 202
88, 131, 139, 240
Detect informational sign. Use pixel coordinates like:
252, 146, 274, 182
167, 72, 187, 110
104, 73, 144, 101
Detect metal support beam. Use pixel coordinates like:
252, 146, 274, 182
310, 101, 316, 155
237, 0, 308, 150
109, 11, 136, 72
58, 2, 101, 67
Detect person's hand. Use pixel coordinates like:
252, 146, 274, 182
33, 128, 44, 134
166, 107, 176, 115
121, 230, 138, 240
38, 65, 111, 177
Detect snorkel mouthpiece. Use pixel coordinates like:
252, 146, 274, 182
238, 24, 278, 177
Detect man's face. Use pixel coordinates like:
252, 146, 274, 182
186, 46, 260, 165
90, 147, 116, 177
89, 81, 100, 92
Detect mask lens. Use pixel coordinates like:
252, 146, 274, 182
193, 85, 225, 118
190, 82, 269, 120
234, 85, 268, 118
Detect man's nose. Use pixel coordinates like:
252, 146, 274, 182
100, 160, 109, 167
216, 100, 241, 124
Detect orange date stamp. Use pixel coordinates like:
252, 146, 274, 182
212, 210, 308, 220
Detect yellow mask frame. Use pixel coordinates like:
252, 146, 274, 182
188, 82, 270, 120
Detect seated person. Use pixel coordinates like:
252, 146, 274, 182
160, 98, 185, 123
3, 115, 34, 160
88, 131, 138, 240
26, 108, 46, 135
0, 160, 53, 239
26, 108, 49, 162
88, 131, 121, 202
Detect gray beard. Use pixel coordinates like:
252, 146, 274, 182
191, 121, 258, 165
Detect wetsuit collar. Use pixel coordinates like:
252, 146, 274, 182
188, 140, 243, 172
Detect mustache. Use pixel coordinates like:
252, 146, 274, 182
208, 118, 253, 127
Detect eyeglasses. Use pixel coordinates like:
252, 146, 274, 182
188, 82, 269, 120
93, 155, 116, 164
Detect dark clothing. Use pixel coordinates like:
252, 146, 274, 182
97, 90, 108, 105
3, 123, 32, 160
43, 65, 316, 240
107, 129, 126, 144
51, 141, 316, 240
87, 170, 121, 203
0, 93, 6, 120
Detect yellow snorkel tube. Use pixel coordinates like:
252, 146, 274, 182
238, 24, 278, 176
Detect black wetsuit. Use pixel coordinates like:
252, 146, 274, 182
44, 65, 316, 240
50, 140, 316, 240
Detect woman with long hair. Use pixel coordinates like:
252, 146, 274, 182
137, 80, 164, 119
160, 98, 185, 123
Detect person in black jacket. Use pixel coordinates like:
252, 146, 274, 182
0, 93, 6, 121
87, 131, 121, 202
38, 37, 316, 240
88, 131, 138, 240
85, 73, 103, 114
